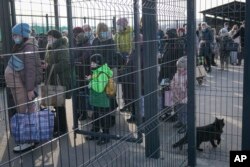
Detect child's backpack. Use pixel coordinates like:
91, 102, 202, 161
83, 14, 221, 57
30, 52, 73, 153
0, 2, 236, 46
105, 77, 117, 97
98, 72, 117, 97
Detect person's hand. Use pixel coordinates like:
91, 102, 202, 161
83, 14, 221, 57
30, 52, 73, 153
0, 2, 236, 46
28, 91, 35, 101
41, 61, 48, 69
85, 75, 92, 80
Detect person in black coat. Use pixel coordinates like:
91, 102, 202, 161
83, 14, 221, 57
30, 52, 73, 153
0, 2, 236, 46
233, 20, 245, 66
92, 23, 118, 112
159, 28, 185, 82
74, 32, 93, 120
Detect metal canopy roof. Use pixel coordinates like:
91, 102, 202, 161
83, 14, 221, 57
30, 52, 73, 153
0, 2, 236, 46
200, 1, 245, 22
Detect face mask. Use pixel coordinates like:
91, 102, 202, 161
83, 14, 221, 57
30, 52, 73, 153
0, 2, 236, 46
13, 37, 23, 44
201, 27, 206, 31
100, 31, 110, 40
84, 31, 93, 39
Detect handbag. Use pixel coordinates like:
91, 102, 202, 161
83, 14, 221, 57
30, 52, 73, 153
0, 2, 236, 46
164, 90, 174, 107
8, 55, 24, 71
40, 65, 66, 107
196, 65, 207, 78
11, 109, 54, 144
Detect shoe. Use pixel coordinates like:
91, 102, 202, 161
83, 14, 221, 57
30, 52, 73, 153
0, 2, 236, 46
127, 116, 136, 123
97, 138, 110, 145
13, 143, 35, 153
85, 136, 99, 141
173, 121, 183, 128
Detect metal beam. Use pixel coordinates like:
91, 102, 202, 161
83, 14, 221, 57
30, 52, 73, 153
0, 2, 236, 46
242, 0, 250, 151
54, 0, 59, 30
142, 0, 160, 159
0, 0, 12, 54
187, 0, 196, 166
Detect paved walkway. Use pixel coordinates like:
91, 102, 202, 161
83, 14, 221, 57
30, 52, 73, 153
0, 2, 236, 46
0, 62, 243, 167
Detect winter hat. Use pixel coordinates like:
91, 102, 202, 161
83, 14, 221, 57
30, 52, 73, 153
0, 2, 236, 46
73, 27, 84, 35
177, 28, 185, 33
166, 28, 177, 38
176, 56, 187, 69
90, 54, 104, 65
82, 24, 91, 32
117, 18, 128, 28
47, 30, 62, 39
12, 23, 31, 38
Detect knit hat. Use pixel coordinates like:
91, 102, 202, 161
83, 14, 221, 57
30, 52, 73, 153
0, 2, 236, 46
73, 27, 84, 35
166, 28, 177, 38
117, 18, 128, 28
90, 54, 104, 65
47, 30, 62, 39
177, 28, 185, 33
12, 23, 31, 38
176, 56, 187, 69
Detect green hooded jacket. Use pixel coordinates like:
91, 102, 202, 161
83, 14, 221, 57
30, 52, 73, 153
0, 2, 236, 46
89, 63, 113, 108
114, 26, 133, 54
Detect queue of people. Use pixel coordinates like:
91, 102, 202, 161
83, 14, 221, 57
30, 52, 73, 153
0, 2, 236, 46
3, 18, 245, 152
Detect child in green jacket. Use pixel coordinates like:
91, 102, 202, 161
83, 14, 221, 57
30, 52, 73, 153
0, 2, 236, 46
85, 54, 113, 145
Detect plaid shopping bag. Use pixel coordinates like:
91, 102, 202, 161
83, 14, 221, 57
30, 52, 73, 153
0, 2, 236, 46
11, 109, 54, 144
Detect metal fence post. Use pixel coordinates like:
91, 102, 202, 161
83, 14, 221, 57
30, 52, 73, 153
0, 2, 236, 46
142, 0, 160, 159
10, 0, 16, 26
242, 0, 250, 151
66, 0, 77, 134
187, 0, 196, 166
133, 0, 143, 140
54, 0, 59, 30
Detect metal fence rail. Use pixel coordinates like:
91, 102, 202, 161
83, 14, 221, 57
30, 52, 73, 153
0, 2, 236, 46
0, 0, 248, 167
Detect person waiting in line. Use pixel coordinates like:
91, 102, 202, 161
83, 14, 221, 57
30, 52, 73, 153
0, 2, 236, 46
229, 25, 240, 65
82, 24, 95, 45
233, 20, 245, 66
62, 30, 68, 37
159, 28, 185, 121
85, 54, 113, 145
92, 22, 118, 120
114, 18, 133, 113
114, 17, 133, 62
74, 32, 93, 120
218, 29, 233, 70
210, 28, 218, 66
198, 22, 213, 73
73, 27, 84, 46
219, 22, 229, 36
41, 30, 71, 137
5, 23, 42, 152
